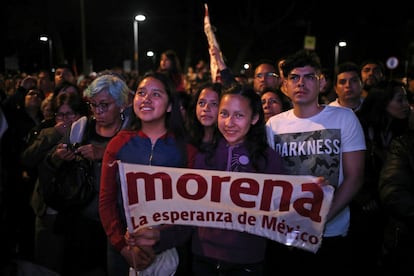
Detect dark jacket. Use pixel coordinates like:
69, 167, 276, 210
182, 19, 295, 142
378, 130, 414, 259
22, 126, 65, 216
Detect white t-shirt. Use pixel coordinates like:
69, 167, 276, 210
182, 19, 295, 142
266, 105, 366, 237
329, 98, 364, 112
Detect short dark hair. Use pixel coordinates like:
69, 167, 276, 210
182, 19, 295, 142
335, 62, 360, 83
253, 59, 276, 71
360, 59, 385, 73
281, 50, 321, 78
55, 63, 74, 75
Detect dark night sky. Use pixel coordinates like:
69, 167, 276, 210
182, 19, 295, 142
2, 0, 414, 77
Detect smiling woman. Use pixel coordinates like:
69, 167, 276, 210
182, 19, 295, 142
99, 71, 196, 275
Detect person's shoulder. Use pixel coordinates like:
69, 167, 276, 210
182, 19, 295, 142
115, 129, 138, 138
393, 129, 414, 147
41, 126, 59, 136
107, 129, 138, 147
324, 104, 356, 116
323, 106, 362, 130
264, 145, 279, 157
267, 109, 291, 123
266, 110, 294, 131
186, 143, 198, 156
263, 146, 285, 173
328, 99, 340, 107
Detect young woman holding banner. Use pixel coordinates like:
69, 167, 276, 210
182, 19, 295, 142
99, 72, 196, 276
125, 84, 287, 275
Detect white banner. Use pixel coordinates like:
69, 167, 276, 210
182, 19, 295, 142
119, 162, 334, 253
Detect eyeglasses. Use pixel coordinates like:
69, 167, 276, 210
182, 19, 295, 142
255, 72, 279, 79
55, 111, 76, 119
88, 101, 115, 113
287, 73, 319, 83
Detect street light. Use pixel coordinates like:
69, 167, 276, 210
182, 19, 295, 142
133, 14, 146, 75
334, 41, 347, 74
40, 35, 53, 71
146, 50, 156, 70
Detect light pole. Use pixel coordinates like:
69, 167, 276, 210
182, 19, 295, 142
40, 35, 53, 71
334, 41, 347, 74
133, 14, 146, 75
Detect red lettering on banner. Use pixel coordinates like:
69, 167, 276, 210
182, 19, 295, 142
230, 178, 259, 208
176, 173, 207, 199
260, 180, 293, 211
125, 171, 324, 222
293, 183, 323, 222
211, 176, 231, 202
126, 172, 172, 204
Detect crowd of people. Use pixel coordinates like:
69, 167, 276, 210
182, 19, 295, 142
0, 46, 413, 276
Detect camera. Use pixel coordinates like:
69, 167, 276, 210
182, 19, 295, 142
68, 143, 81, 155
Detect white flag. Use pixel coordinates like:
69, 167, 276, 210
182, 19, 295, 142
204, 4, 222, 83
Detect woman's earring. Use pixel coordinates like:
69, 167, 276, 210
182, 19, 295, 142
120, 112, 125, 121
